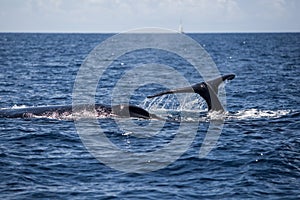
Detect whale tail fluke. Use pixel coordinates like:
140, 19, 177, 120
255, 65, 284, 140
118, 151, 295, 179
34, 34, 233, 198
147, 74, 235, 112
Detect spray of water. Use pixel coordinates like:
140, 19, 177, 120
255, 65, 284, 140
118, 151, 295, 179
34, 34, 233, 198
139, 93, 206, 121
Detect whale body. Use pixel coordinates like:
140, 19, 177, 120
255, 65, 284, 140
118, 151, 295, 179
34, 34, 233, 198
0, 74, 235, 119
0, 104, 157, 119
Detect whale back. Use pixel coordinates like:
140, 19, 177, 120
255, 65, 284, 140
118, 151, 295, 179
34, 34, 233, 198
112, 104, 159, 119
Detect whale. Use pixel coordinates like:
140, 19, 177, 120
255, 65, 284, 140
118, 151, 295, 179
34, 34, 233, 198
0, 104, 158, 119
0, 74, 235, 119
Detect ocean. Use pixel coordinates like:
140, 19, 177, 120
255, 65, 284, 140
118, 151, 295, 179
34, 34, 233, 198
0, 32, 299, 199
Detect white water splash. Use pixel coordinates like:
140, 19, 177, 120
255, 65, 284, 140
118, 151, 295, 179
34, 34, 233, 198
139, 93, 206, 121
11, 104, 30, 109
229, 109, 291, 120
141, 93, 205, 112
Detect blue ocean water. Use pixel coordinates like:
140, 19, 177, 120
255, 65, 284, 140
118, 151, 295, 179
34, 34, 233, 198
0, 32, 299, 199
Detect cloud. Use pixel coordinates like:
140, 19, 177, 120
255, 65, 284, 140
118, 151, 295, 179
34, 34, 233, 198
0, 0, 299, 32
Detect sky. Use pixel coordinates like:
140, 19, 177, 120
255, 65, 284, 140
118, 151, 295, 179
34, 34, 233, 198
0, 0, 299, 33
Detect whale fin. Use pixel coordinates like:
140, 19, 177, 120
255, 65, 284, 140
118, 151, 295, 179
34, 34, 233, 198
111, 104, 160, 119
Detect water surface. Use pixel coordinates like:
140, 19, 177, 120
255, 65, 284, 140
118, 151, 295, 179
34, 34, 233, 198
0, 33, 299, 199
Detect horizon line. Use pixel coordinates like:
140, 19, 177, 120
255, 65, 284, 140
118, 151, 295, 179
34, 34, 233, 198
0, 30, 299, 34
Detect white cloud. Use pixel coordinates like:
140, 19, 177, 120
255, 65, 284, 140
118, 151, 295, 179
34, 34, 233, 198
0, 0, 299, 32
